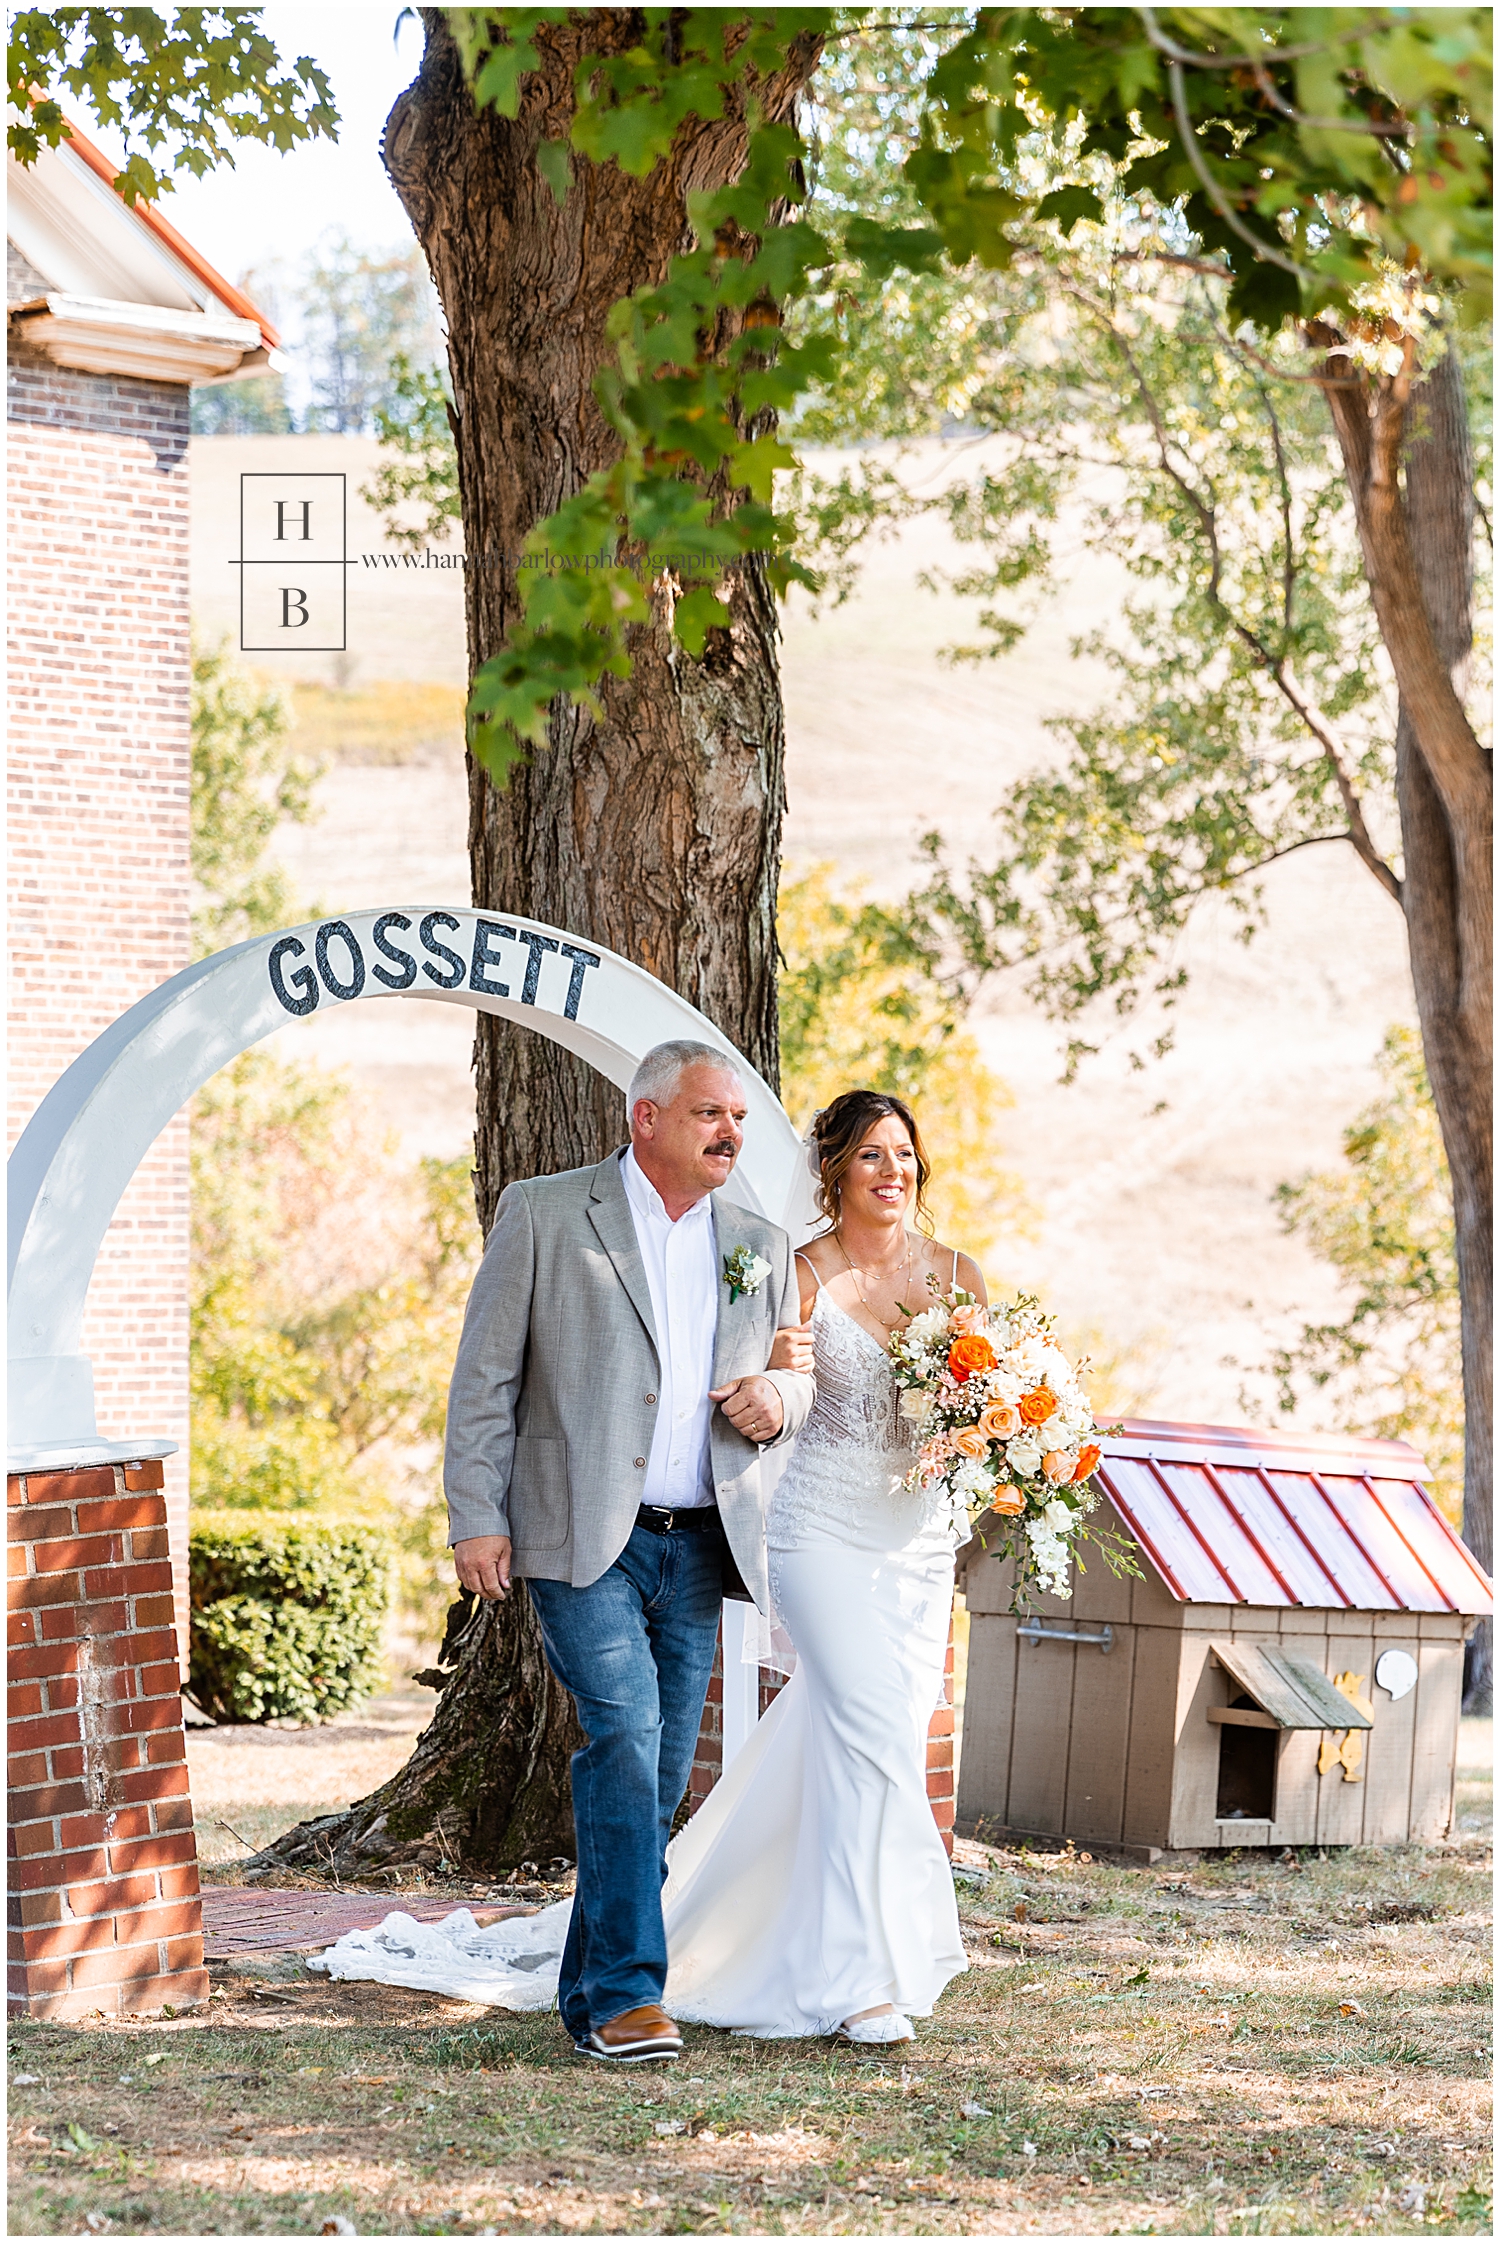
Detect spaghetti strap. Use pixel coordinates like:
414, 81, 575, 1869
951, 1247, 959, 1287
795, 1249, 825, 1290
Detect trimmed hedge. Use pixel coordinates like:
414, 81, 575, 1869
188, 1512, 392, 1725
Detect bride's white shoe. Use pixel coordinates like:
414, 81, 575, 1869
835, 2009, 915, 2046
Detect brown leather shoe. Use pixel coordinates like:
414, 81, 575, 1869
577, 2002, 682, 2063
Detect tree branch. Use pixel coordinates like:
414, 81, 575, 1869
1135, 8, 1398, 72
1270, 662, 1404, 902
1073, 288, 1403, 908
1150, 39, 1313, 284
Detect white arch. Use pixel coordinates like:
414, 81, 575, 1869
8, 905, 818, 1470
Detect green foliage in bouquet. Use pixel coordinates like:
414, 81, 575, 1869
187, 1512, 392, 1725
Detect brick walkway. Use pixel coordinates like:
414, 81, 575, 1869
199, 1888, 531, 1959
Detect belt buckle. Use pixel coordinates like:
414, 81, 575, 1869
660, 1509, 675, 1533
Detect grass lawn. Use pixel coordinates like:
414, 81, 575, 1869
9, 1753, 1491, 2240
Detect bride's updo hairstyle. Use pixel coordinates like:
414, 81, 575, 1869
809, 1089, 934, 1234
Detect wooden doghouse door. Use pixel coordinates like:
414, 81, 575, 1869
1206, 1640, 1372, 1843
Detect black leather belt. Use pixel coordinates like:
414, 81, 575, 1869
635, 1505, 720, 1536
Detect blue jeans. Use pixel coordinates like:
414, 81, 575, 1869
528, 1519, 725, 2039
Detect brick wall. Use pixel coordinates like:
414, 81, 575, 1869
7, 353, 193, 1646
687, 1617, 957, 1857
7, 1459, 207, 2020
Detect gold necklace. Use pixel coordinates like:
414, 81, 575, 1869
834, 1228, 916, 1330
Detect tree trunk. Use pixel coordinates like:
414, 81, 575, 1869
1391, 342, 1492, 1710
254, 9, 815, 1879
1320, 337, 1492, 1708
243, 1586, 585, 1881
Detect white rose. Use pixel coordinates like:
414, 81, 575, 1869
904, 1307, 948, 1346
1042, 1497, 1077, 1535
1006, 1433, 1043, 1478
899, 1388, 935, 1425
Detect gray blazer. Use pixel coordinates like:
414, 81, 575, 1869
443, 1151, 813, 1607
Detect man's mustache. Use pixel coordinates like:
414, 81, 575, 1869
705, 1137, 739, 1158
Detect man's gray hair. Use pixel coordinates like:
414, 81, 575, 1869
628, 1039, 746, 1114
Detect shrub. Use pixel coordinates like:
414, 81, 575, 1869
188, 1512, 392, 1724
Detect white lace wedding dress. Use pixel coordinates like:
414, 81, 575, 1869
661, 1280, 967, 2035
312, 1283, 967, 2034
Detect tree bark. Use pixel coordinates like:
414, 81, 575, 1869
255, 9, 816, 1878
243, 1586, 585, 1880
1320, 337, 1492, 1708
1390, 342, 1492, 1710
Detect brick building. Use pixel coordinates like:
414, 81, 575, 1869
8, 121, 275, 2018
7, 121, 277, 1636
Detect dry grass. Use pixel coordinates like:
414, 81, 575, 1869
287, 680, 467, 767
9, 1783, 1490, 2237
188, 1694, 432, 1871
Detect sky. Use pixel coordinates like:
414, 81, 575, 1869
84, 4, 428, 286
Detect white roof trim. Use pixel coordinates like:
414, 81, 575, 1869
11, 293, 263, 384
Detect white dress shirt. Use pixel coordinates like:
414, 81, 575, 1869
621, 1148, 719, 1509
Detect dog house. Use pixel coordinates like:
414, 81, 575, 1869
956, 1417, 1492, 1859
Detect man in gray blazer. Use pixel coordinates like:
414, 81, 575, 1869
445, 1039, 813, 2063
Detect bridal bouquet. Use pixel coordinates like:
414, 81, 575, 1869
887, 1284, 1139, 1610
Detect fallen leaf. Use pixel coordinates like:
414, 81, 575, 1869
1339, 2000, 1366, 2017
319, 2221, 358, 2238
1397, 2184, 1427, 2215
11, 2074, 40, 2087
1127, 2135, 1153, 2151
1022, 2140, 1038, 2157
67, 2122, 98, 2153
1012, 1900, 1029, 1921
654, 2119, 686, 2136
960, 2100, 992, 2119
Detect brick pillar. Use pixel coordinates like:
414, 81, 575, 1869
927, 1623, 957, 1858
7, 1459, 207, 2019
689, 1615, 957, 1857
688, 1624, 725, 1815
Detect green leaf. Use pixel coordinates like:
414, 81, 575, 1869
672, 584, 731, 656
843, 216, 947, 278
1034, 185, 1103, 236
535, 137, 572, 207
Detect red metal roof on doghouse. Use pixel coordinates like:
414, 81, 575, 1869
1098, 1418, 1492, 1616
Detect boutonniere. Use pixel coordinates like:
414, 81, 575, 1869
723, 1245, 773, 1303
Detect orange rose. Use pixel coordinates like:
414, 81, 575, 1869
951, 1425, 990, 1460
1042, 1450, 1074, 1485
948, 1333, 999, 1382
979, 1399, 1021, 1440
1018, 1383, 1058, 1426
1072, 1443, 1102, 1484
989, 1484, 1026, 1516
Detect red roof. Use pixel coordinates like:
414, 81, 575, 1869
1099, 1417, 1492, 1617
56, 114, 280, 348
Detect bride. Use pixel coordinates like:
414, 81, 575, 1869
661, 1087, 981, 2043
315, 1089, 980, 2045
